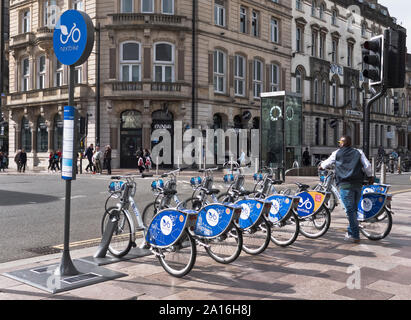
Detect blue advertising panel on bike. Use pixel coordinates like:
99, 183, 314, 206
295, 192, 315, 217
53, 10, 94, 66
265, 195, 293, 223
146, 210, 187, 248
108, 181, 124, 193
362, 184, 389, 195
235, 199, 265, 229
194, 204, 233, 238
357, 193, 386, 221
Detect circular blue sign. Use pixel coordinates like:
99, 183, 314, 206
53, 10, 94, 66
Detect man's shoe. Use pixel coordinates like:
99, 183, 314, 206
344, 233, 360, 244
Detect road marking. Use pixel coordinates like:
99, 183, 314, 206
391, 188, 411, 195
59, 195, 87, 200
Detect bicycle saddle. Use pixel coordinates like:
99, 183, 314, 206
164, 189, 178, 196
206, 188, 220, 195
295, 183, 310, 191
238, 190, 253, 196
272, 180, 283, 185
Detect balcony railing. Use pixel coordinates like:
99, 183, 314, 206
111, 81, 143, 91
108, 13, 188, 29
9, 32, 35, 49
106, 81, 190, 99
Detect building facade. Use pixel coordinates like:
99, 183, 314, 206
291, 0, 409, 165
5, 0, 293, 170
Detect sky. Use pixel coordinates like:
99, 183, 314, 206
379, 0, 411, 51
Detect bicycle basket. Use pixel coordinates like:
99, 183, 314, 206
151, 179, 164, 191
223, 174, 235, 183
253, 173, 263, 181
108, 181, 125, 193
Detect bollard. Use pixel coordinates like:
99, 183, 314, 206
398, 156, 402, 174
371, 157, 375, 177
381, 161, 386, 184
230, 156, 233, 173
156, 156, 159, 176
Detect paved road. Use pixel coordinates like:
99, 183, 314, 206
0, 171, 409, 264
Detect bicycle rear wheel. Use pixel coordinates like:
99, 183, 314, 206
270, 211, 300, 247
217, 192, 235, 204
142, 201, 159, 229
157, 229, 197, 278
359, 209, 392, 240
205, 224, 243, 264
299, 206, 331, 239
242, 219, 271, 255
101, 207, 133, 257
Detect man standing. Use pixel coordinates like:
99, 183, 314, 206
302, 147, 310, 166
93, 146, 102, 174
103, 145, 112, 175
84, 143, 94, 172
319, 136, 374, 243
20, 149, 27, 173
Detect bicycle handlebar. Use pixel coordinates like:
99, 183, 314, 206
161, 168, 181, 178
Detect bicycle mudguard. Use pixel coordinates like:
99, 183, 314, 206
295, 191, 327, 218
362, 184, 390, 195
265, 195, 299, 223
357, 192, 387, 221
194, 203, 241, 238
234, 198, 271, 230
145, 209, 190, 248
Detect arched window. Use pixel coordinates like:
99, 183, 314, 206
313, 78, 319, 104
330, 78, 338, 107
295, 69, 302, 94
53, 114, 63, 151
120, 41, 141, 82
154, 42, 174, 82
121, 110, 142, 129
21, 117, 32, 152
37, 116, 48, 152
213, 113, 223, 130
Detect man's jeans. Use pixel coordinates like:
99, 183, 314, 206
339, 186, 362, 239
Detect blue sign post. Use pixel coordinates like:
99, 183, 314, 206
53, 10, 94, 277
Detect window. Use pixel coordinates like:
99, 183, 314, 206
295, 69, 302, 94
234, 55, 245, 96
311, 1, 316, 16
319, 34, 325, 59
332, 40, 338, 63
347, 44, 353, 67
214, 1, 225, 27
361, 23, 367, 37
120, 42, 141, 82
331, 81, 337, 106
240, 7, 247, 33
53, 114, 63, 151
296, 0, 302, 10
321, 80, 326, 104
142, 0, 154, 13
74, 66, 82, 84
72, 0, 84, 11
121, 0, 133, 13
350, 85, 356, 108
319, 3, 325, 19
331, 10, 338, 25
270, 18, 279, 43
43, 0, 57, 27
251, 11, 259, 37
296, 27, 302, 52
22, 58, 30, 92
154, 43, 174, 82
311, 32, 317, 57
37, 116, 48, 153
323, 119, 327, 145
55, 59, 63, 87
253, 59, 263, 99
38, 56, 46, 90
270, 64, 280, 92
315, 118, 320, 145
162, 0, 174, 14
22, 10, 30, 33
313, 78, 319, 104
387, 126, 391, 148
213, 50, 226, 93
21, 117, 32, 153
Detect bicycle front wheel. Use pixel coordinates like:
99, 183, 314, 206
205, 224, 243, 264
157, 229, 197, 278
359, 209, 392, 240
242, 219, 271, 255
217, 192, 235, 204
270, 211, 300, 247
299, 206, 331, 239
101, 207, 133, 258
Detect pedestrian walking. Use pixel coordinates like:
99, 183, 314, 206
20, 149, 27, 173
136, 147, 145, 174
319, 135, 374, 244
0, 152, 7, 171
302, 147, 310, 166
48, 151, 54, 172
84, 144, 94, 173
144, 148, 152, 171
52, 151, 60, 171
93, 146, 102, 174
14, 150, 21, 172
103, 145, 112, 175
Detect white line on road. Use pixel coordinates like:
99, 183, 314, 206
59, 195, 87, 200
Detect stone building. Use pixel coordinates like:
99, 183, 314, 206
291, 0, 409, 165
5, 0, 293, 170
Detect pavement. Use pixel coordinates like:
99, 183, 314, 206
0, 173, 411, 301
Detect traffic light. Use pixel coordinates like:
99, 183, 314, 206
362, 35, 384, 86
384, 28, 407, 89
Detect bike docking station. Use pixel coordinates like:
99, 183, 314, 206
3, 10, 126, 294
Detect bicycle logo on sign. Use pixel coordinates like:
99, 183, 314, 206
206, 209, 219, 227
299, 198, 313, 210
60, 23, 81, 44
160, 216, 173, 235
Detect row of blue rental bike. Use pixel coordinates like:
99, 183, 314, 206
101, 161, 394, 277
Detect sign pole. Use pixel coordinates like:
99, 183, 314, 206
55, 65, 79, 277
